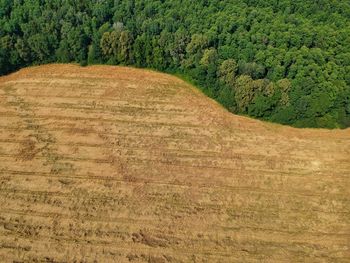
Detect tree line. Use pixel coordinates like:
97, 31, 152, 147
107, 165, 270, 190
1, 0, 349, 128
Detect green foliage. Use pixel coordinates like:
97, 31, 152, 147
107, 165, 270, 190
248, 94, 279, 118
218, 59, 238, 87
0, 0, 349, 128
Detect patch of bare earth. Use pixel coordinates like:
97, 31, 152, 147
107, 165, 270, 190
0, 64, 349, 262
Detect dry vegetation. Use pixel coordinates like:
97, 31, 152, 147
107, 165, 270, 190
0, 64, 349, 262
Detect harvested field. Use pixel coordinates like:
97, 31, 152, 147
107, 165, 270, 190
0, 64, 349, 262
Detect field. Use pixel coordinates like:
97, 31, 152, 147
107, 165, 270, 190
0, 64, 349, 262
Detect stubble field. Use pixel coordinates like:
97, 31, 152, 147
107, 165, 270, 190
0, 64, 349, 262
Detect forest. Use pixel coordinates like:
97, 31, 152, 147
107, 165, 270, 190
1, 0, 349, 128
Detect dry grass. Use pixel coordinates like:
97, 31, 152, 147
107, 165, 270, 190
0, 64, 349, 262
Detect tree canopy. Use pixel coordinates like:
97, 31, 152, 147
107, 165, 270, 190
1, 0, 349, 128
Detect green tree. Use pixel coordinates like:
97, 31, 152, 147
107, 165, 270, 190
235, 75, 255, 112
218, 59, 238, 87
118, 30, 133, 64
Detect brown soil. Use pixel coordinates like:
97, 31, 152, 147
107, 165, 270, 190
0, 64, 349, 262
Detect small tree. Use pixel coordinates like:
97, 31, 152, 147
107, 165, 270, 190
218, 59, 238, 87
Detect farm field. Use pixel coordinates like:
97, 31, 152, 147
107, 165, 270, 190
0, 64, 349, 262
